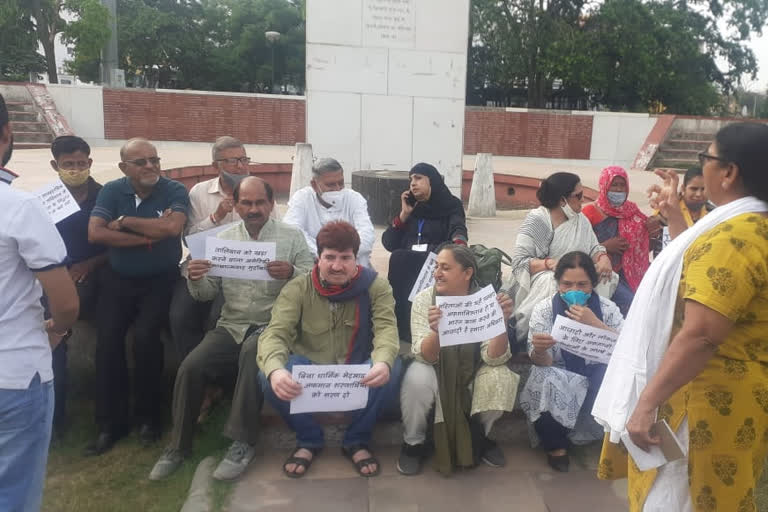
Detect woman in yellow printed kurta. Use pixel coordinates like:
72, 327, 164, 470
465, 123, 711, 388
598, 122, 768, 511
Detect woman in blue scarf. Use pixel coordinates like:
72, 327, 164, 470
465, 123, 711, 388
518, 251, 624, 472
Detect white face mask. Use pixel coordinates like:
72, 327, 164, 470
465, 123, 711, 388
320, 190, 343, 207
607, 191, 627, 207
562, 201, 578, 220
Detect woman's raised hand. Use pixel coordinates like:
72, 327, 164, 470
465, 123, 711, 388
647, 169, 680, 218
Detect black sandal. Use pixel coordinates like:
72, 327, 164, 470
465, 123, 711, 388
283, 446, 321, 479
342, 444, 380, 477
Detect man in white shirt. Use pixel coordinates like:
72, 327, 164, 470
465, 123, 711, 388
170, 136, 252, 360
0, 93, 80, 512
283, 158, 375, 267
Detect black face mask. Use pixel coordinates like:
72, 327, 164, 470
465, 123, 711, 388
220, 170, 247, 189
1, 133, 13, 167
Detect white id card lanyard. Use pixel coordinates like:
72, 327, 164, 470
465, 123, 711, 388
412, 219, 427, 251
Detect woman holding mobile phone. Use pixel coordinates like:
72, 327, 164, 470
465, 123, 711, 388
382, 163, 468, 343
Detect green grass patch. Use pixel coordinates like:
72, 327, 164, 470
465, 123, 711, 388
43, 383, 235, 512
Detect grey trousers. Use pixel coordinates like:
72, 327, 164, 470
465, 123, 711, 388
169, 326, 263, 454
400, 360, 501, 446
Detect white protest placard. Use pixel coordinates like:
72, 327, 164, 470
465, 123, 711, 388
408, 252, 438, 302
435, 284, 506, 347
184, 222, 236, 260
204, 238, 276, 280
550, 315, 618, 364
290, 364, 371, 414
35, 179, 80, 224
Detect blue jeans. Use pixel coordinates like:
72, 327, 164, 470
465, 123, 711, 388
0, 373, 54, 512
259, 356, 403, 449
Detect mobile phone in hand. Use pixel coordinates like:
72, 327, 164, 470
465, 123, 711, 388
406, 191, 417, 206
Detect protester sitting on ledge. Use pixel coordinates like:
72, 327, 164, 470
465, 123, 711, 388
45, 135, 108, 438
397, 243, 518, 476
518, 251, 622, 472
283, 157, 375, 267
150, 176, 313, 482
169, 136, 254, 424
508, 172, 613, 344
258, 221, 402, 479
87, 137, 189, 456
382, 162, 468, 343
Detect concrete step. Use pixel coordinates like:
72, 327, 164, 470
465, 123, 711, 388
668, 131, 715, 142
10, 120, 50, 133
652, 158, 698, 170
655, 148, 701, 161
9, 110, 39, 122
662, 139, 710, 151
5, 101, 37, 113
12, 131, 53, 144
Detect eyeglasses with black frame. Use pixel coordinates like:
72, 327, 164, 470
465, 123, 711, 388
697, 152, 728, 166
123, 157, 161, 167
215, 156, 252, 165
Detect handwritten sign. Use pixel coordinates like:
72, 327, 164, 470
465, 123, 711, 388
204, 238, 276, 280
35, 179, 80, 224
408, 252, 438, 302
363, 0, 415, 47
435, 285, 506, 346
550, 315, 618, 364
290, 364, 371, 414
185, 222, 236, 259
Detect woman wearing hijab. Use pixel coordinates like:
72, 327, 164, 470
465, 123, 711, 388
382, 163, 468, 342
582, 166, 660, 316
518, 252, 623, 472
593, 122, 768, 511
397, 244, 518, 476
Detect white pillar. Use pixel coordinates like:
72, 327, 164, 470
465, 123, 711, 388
467, 153, 496, 217
289, 143, 314, 198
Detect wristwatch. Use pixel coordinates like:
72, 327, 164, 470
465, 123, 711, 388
116, 215, 126, 230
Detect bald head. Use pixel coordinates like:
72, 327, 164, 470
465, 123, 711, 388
234, 176, 273, 203
120, 137, 155, 161
118, 137, 161, 189
233, 176, 275, 234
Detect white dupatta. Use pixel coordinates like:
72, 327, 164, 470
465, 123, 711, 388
592, 196, 768, 442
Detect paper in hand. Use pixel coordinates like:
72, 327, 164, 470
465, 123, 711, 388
621, 419, 686, 471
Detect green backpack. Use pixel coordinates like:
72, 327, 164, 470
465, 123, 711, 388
469, 244, 512, 291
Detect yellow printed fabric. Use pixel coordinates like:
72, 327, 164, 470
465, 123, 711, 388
598, 213, 768, 511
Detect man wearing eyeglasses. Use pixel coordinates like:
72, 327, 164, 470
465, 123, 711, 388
169, 137, 252, 376
86, 137, 190, 456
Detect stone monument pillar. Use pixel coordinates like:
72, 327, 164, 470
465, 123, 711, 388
467, 153, 496, 217
305, 0, 470, 196
289, 143, 314, 198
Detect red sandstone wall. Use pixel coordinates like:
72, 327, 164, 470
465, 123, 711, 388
102, 89, 593, 159
463, 108, 593, 159
103, 89, 305, 145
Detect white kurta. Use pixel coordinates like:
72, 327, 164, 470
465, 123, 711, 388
282, 186, 375, 267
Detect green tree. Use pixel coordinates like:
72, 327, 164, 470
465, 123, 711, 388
116, 0, 305, 92
27, 0, 110, 84
0, 0, 46, 81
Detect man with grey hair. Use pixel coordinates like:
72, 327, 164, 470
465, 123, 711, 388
283, 157, 375, 267
170, 136, 253, 363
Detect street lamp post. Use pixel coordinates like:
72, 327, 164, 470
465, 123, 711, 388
265, 31, 281, 94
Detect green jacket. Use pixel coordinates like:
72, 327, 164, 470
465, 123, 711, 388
257, 272, 399, 378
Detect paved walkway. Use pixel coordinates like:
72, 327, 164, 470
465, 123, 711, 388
228, 442, 628, 512
11, 142, 662, 209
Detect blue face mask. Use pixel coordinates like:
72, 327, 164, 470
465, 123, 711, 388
560, 290, 591, 307
607, 191, 627, 206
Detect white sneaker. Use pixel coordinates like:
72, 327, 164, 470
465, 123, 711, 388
213, 441, 256, 481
